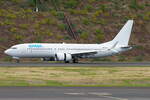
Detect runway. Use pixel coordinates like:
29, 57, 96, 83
0, 62, 150, 67
0, 87, 149, 100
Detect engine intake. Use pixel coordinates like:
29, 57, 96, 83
55, 53, 72, 61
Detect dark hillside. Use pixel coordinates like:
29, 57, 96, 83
0, 0, 150, 61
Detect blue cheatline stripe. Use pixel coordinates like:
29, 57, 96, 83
28, 44, 43, 48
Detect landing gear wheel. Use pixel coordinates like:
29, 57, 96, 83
16, 59, 20, 63
13, 57, 20, 63
65, 61, 70, 63
73, 58, 78, 63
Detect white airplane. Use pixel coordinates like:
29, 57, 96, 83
4, 20, 134, 63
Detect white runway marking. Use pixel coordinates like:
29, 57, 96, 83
89, 92, 128, 100
64, 92, 85, 95
65, 92, 128, 100
88, 92, 112, 96
101, 96, 128, 100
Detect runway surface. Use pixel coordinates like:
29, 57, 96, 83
0, 87, 149, 100
0, 62, 150, 67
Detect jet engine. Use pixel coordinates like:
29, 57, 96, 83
55, 53, 72, 61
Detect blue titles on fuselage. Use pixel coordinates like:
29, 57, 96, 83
28, 44, 43, 48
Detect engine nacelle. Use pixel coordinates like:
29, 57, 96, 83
42, 57, 55, 61
55, 53, 72, 61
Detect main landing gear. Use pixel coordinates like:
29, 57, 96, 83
16, 59, 20, 63
65, 61, 70, 63
73, 58, 78, 63
64, 58, 79, 63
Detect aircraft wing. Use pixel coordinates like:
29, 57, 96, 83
71, 51, 98, 57
71, 41, 120, 57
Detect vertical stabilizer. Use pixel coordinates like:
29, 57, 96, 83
111, 20, 134, 46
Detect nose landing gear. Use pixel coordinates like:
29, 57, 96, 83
13, 57, 20, 63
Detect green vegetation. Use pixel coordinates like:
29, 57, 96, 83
56, 12, 65, 20
130, 0, 145, 10
0, 67, 150, 87
95, 29, 104, 42
82, 18, 90, 25
69, 9, 88, 15
19, 24, 29, 29
2, 56, 12, 62
64, 0, 79, 8
80, 31, 89, 40
84, 4, 94, 11
10, 27, 17, 33
57, 23, 66, 31
143, 11, 150, 21
3, 20, 15, 25
134, 56, 143, 61
118, 56, 126, 62
38, 18, 57, 25
13, 34, 24, 40
0, 0, 149, 61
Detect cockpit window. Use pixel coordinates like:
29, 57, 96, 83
11, 47, 17, 49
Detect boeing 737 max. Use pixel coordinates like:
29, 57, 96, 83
4, 20, 134, 63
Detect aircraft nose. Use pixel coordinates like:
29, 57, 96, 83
4, 49, 10, 55
4, 50, 8, 54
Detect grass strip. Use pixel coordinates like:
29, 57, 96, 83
0, 66, 150, 87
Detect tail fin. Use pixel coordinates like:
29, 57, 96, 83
111, 20, 134, 46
